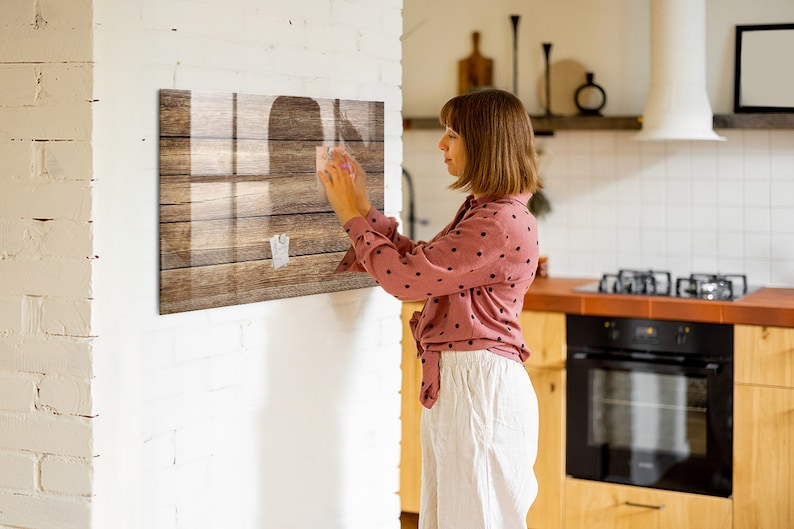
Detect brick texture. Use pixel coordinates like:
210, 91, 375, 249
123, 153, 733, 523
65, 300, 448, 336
0, 372, 37, 412
0, 1, 95, 528
0, 452, 37, 491
40, 456, 93, 496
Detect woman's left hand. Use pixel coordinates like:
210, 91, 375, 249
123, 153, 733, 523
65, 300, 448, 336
319, 148, 362, 226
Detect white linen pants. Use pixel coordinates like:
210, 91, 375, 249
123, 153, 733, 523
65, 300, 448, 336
419, 349, 539, 529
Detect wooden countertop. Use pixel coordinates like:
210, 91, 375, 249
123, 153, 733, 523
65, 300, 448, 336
523, 277, 794, 327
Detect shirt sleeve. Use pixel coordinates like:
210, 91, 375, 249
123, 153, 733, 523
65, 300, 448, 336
340, 209, 523, 302
336, 206, 418, 273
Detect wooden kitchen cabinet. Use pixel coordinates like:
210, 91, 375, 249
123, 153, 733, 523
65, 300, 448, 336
524, 366, 565, 529
519, 311, 566, 529
400, 301, 424, 513
733, 325, 794, 529
399, 305, 567, 527
564, 478, 732, 529
734, 324, 794, 388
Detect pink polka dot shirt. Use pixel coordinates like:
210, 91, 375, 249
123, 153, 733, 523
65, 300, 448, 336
337, 193, 539, 408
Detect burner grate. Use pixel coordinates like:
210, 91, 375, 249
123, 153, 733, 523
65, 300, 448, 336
675, 273, 748, 301
588, 270, 753, 301
598, 269, 672, 296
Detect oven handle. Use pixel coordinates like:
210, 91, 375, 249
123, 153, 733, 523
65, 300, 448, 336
570, 352, 727, 372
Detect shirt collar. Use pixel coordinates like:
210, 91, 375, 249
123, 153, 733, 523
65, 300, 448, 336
468, 192, 533, 208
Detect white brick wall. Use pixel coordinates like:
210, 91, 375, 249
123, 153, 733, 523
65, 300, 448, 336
40, 456, 93, 496
4, 1, 404, 528
0, 451, 37, 491
0, 0, 95, 527
0, 373, 37, 412
93, 2, 403, 529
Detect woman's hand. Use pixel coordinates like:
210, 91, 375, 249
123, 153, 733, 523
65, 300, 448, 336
344, 150, 372, 217
319, 147, 364, 226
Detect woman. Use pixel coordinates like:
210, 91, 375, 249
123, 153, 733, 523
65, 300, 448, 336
320, 89, 542, 529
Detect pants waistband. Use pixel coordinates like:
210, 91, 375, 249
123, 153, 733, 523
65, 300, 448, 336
438, 349, 496, 367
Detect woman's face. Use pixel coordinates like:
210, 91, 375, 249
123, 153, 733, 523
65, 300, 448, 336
438, 126, 466, 177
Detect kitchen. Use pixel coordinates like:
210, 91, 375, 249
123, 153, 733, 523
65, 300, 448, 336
400, 0, 793, 527
0, 0, 791, 528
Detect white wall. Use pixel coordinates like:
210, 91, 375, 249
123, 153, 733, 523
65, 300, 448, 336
402, 0, 794, 287
1, 1, 405, 529
91, 0, 405, 527
403, 0, 794, 116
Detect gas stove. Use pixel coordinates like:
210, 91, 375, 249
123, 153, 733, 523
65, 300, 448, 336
575, 269, 760, 301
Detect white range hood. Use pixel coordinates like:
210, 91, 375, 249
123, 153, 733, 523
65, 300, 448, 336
635, 0, 724, 141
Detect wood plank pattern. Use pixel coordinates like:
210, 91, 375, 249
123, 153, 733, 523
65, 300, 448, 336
159, 89, 384, 314
160, 252, 376, 314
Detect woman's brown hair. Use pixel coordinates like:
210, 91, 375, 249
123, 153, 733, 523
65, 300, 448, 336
439, 89, 542, 196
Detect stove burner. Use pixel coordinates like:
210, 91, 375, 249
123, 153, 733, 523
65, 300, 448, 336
586, 270, 754, 301
676, 273, 748, 301
598, 269, 672, 296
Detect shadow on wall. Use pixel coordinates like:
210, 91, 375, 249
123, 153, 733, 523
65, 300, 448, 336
256, 290, 386, 528
255, 97, 397, 527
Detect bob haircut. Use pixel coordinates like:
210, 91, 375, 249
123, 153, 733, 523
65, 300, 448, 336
439, 89, 542, 197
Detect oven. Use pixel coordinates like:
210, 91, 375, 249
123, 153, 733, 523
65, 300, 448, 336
566, 314, 734, 497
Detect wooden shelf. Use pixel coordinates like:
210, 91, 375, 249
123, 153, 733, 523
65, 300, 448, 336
403, 113, 794, 134
713, 112, 794, 129
402, 115, 640, 133
531, 115, 640, 133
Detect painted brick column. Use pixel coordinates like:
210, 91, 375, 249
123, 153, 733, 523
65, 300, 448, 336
0, 1, 95, 528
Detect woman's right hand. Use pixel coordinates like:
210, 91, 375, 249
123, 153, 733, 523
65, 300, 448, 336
334, 148, 371, 217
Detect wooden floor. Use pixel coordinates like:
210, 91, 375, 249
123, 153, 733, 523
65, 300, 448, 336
400, 511, 419, 529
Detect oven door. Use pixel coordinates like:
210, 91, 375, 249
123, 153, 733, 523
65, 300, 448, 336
566, 351, 733, 497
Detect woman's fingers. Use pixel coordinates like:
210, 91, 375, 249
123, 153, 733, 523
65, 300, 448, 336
320, 146, 367, 224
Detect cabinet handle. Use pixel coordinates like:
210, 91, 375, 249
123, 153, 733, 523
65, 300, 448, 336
625, 501, 665, 510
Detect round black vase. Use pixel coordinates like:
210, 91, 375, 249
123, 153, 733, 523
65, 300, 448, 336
574, 72, 607, 116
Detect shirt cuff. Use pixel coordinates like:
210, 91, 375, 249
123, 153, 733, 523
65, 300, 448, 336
335, 216, 371, 273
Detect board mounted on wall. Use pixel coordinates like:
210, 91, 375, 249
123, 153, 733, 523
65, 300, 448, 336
158, 89, 384, 314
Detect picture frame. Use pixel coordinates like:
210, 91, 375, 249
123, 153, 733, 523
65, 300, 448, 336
734, 23, 794, 113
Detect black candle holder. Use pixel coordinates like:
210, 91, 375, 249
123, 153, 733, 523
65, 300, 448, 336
542, 43, 554, 116
510, 15, 520, 95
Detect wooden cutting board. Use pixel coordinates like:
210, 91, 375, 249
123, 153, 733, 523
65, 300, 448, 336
458, 32, 493, 95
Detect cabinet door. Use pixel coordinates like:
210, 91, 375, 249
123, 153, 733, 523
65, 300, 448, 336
525, 366, 564, 529
400, 302, 424, 513
734, 384, 794, 529
564, 479, 732, 529
523, 310, 565, 528
735, 325, 794, 388
519, 310, 566, 369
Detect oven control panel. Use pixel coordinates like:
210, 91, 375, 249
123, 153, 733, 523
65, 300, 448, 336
632, 323, 659, 344
568, 315, 733, 359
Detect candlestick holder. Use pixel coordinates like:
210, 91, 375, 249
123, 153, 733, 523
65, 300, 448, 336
510, 15, 520, 95
542, 42, 555, 116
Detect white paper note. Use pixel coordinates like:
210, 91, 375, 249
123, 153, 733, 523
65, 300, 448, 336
269, 234, 290, 269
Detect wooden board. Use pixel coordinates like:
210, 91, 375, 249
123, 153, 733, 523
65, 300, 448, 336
458, 32, 493, 95
158, 89, 384, 314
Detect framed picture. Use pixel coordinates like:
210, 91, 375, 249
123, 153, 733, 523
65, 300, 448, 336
734, 23, 794, 113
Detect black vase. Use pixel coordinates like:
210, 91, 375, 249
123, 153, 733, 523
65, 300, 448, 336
574, 72, 607, 116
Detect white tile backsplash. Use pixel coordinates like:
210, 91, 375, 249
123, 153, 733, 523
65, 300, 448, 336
403, 128, 794, 287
